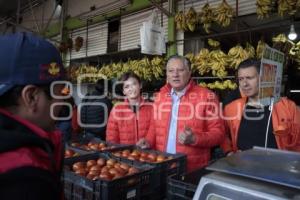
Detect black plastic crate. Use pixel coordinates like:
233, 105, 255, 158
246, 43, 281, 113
69, 136, 132, 153
107, 146, 187, 198
64, 145, 92, 162
167, 169, 211, 200
63, 153, 154, 200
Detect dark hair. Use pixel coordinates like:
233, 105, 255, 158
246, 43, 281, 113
58, 97, 75, 117
237, 59, 261, 74
0, 84, 52, 108
95, 79, 106, 93
119, 71, 141, 84
166, 55, 191, 71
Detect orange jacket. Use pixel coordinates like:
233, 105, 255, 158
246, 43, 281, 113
222, 97, 300, 153
106, 99, 153, 145
146, 81, 225, 172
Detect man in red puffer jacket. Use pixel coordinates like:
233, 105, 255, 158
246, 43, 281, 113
138, 55, 225, 172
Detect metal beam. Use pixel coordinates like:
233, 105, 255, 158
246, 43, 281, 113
0, 17, 12, 25
5, 19, 37, 33
14, 0, 21, 32
148, 0, 173, 17
167, 0, 176, 56
42, 3, 58, 36
28, 0, 41, 33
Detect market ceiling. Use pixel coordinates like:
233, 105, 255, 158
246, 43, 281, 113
0, 0, 43, 18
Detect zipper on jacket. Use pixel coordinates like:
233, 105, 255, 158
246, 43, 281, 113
135, 109, 139, 143
164, 95, 174, 152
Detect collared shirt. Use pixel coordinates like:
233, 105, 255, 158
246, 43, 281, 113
166, 87, 187, 154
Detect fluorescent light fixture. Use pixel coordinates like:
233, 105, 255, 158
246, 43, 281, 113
54, 4, 62, 18
290, 90, 300, 93
288, 24, 297, 40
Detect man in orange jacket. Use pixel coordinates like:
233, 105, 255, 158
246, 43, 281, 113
222, 59, 300, 154
138, 55, 225, 172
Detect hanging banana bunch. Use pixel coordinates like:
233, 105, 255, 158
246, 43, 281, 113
272, 33, 288, 52
96, 57, 166, 82
214, 0, 234, 27
290, 41, 300, 67
194, 48, 210, 75
245, 42, 256, 58
208, 39, 220, 48
227, 44, 249, 69
175, 11, 187, 31
256, 40, 267, 59
185, 53, 198, 73
289, 41, 299, 56
86, 66, 100, 83
207, 49, 229, 78
199, 80, 237, 90
223, 79, 238, 90
199, 82, 207, 88
185, 7, 198, 32
150, 56, 165, 80
197, 49, 211, 75
138, 58, 152, 81
278, 0, 297, 17
112, 62, 124, 79
272, 33, 288, 43
98, 63, 117, 80
256, 0, 272, 19
70, 65, 102, 83
199, 3, 214, 33
67, 66, 77, 82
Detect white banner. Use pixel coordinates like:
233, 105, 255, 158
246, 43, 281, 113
259, 45, 285, 106
140, 21, 166, 55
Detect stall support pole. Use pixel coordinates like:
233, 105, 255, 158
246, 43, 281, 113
167, 0, 176, 57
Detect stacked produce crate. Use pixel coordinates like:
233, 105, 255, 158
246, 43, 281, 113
63, 137, 187, 200
108, 146, 187, 199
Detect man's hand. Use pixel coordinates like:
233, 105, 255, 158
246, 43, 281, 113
136, 138, 150, 149
178, 126, 196, 145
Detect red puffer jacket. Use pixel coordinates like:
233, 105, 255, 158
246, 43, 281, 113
146, 81, 225, 172
106, 99, 153, 145
0, 108, 63, 200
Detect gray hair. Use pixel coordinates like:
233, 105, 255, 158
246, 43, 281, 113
166, 55, 191, 71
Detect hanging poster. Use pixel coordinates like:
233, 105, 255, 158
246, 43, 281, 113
259, 45, 285, 106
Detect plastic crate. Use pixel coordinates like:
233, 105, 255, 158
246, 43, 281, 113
107, 146, 187, 199
69, 136, 132, 153
63, 153, 154, 200
167, 169, 211, 200
64, 145, 92, 162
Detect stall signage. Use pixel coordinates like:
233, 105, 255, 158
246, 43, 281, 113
259, 46, 285, 106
